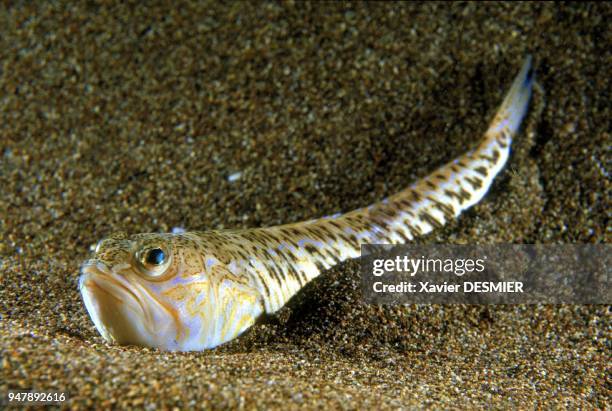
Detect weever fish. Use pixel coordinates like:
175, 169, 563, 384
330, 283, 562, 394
80, 56, 534, 351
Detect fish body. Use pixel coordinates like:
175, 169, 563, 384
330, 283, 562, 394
80, 56, 534, 351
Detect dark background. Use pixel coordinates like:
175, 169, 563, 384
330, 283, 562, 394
1, 2, 609, 408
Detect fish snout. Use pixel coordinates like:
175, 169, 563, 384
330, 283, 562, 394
79, 263, 180, 350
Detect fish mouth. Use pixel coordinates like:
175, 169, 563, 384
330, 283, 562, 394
79, 260, 178, 349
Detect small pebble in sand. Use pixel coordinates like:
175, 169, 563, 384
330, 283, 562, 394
227, 172, 243, 183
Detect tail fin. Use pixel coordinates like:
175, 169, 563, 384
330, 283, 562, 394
487, 55, 534, 138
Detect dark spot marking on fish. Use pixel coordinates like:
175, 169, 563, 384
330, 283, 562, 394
309, 226, 326, 239
258, 260, 282, 286
396, 229, 409, 242
428, 196, 455, 218
314, 260, 327, 273
458, 187, 471, 203
259, 230, 277, 244
285, 264, 301, 285
285, 248, 299, 262
374, 218, 390, 231
325, 249, 341, 264
380, 206, 398, 219
329, 221, 342, 229
465, 176, 483, 190
479, 154, 494, 163
305, 243, 327, 262
474, 166, 488, 177
405, 224, 419, 238
420, 212, 443, 229
297, 270, 308, 286
444, 189, 461, 203
304, 244, 318, 255
262, 249, 274, 262
303, 226, 322, 241
274, 251, 297, 283
255, 270, 271, 297
338, 232, 350, 244
491, 149, 500, 162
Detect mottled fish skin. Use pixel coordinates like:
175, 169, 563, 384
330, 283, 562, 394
79, 56, 534, 351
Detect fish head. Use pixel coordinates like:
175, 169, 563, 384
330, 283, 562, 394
79, 231, 264, 351
79, 231, 183, 350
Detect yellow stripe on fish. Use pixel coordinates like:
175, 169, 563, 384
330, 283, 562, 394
79, 56, 534, 351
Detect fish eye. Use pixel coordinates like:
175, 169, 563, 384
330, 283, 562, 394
145, 248, 165, 265
137, 245, 171, 278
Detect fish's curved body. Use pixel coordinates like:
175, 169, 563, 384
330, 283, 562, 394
79, 57, 534, 351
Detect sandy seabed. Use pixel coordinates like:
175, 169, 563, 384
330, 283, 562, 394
1, 2, 609, 409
